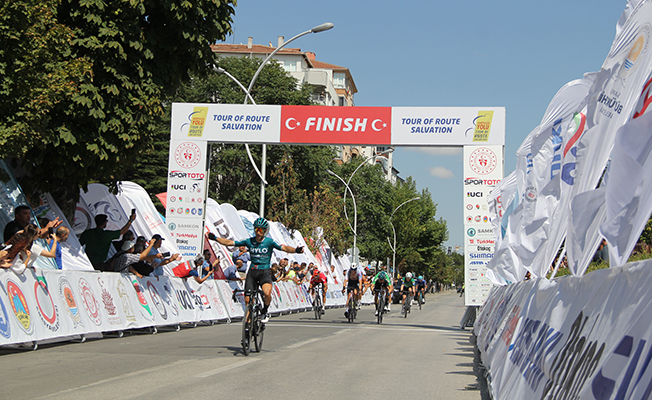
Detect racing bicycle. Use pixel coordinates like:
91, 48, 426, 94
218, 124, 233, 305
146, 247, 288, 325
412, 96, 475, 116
402, 291, 412, 318
233, 288, 265, 356
375, 286, 387, 324
313, 283, 324, 320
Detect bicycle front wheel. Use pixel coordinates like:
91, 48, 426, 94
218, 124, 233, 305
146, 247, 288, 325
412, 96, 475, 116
254, 313, 264, 353
347, 298, 355, 323
314, 295, 321, 320
242, 306, 253, 356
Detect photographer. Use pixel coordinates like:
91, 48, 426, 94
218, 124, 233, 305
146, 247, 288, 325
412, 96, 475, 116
148, 234, 181, 276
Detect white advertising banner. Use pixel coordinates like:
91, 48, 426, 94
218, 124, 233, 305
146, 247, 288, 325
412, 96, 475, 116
170, 103, 281, 143
391, 107, 505, 146
463, 145, 503, 306
0, 269, 230, 346
475, 258, 652, 400
169, 103, 505, 146
165, 139, 208, 260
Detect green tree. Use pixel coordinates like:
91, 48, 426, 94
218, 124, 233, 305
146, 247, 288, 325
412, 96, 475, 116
1, 0, 236, 220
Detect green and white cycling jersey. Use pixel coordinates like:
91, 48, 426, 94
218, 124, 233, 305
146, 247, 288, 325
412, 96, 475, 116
400, 277, 416, 289
371, 271, 391, 285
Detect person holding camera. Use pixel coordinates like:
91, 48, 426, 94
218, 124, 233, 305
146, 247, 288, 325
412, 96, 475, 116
148, 234, 181, 276
80, 212, 136, 270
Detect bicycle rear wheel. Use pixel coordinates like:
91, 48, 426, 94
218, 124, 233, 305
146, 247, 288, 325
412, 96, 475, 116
241, 306, 253, 356
377, 294, 384, 324
347, 297, 355, 323
314, 293, 321, 320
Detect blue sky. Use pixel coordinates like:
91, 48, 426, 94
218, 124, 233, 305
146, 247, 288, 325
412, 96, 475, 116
225, 0, 628, 249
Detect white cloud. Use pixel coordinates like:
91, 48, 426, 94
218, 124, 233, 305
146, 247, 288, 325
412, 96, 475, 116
404, 147, 463, 156
429, 167, 455, 179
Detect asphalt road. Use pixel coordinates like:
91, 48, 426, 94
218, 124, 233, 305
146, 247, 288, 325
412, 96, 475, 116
0, 290, 486, 399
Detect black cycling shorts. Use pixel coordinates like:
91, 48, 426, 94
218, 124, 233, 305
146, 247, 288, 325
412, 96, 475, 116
346, 281, 360, 293
373, 280, 389, 293
245, 268, 272, 295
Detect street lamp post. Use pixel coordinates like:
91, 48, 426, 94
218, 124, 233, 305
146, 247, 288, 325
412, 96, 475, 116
326, 169, 358, 264
340, 148, 394, 224
242, 22, 334, 218
387, 197, 420, 279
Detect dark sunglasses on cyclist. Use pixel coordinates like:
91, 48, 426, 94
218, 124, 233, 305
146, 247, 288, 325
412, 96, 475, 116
254, 227, 265, 235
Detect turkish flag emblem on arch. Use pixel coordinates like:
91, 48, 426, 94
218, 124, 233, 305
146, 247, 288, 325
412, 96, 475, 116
280, 105, 391, 145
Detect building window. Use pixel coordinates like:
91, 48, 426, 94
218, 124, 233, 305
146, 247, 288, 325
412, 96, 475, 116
283, 60, 297, 72
333, 73, 345, 88
338, 96, 345, 106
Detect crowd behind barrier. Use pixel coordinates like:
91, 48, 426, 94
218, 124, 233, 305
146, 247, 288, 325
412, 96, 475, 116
0, 267, 373, 347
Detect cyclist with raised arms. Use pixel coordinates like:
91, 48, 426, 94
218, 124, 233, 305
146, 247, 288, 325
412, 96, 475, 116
400, 272, 416, 310
371, 266, 393, 316
416, 275, 427, 304
341, 264, 362, 318
309, 266, 328, 311
208, 217, 303, 323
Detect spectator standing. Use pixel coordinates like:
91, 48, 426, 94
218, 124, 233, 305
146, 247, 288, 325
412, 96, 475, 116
80, 213, 135, 269
47, 226, 70, 270
3, 205, 31, 242
232, 245, 250, 278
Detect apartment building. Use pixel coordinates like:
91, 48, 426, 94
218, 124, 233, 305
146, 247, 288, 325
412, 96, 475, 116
211, 37, 398, 183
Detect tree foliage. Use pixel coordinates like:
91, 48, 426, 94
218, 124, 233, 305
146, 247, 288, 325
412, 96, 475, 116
0, 0, 236, 219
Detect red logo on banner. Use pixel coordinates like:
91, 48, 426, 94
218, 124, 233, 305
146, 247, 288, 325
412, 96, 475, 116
281, 105, 391, 145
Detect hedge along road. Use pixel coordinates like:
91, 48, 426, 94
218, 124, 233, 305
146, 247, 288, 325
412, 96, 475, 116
1, 290, 485, 400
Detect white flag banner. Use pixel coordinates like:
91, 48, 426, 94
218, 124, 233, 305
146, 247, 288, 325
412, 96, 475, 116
486, 128, 538, 282
488, 171, 516, 248
600, 110, 652, 266
567, 187, 607, 275
534, 109, 591, 276
514, 77, 594, 274
575, 1, 652, 202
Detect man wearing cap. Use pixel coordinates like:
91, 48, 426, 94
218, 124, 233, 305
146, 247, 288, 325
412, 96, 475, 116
80, 213, 136, 269
113, 240, 159, 277
148, 234, 181, 277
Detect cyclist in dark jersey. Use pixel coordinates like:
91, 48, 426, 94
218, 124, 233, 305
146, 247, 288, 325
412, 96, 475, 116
416, 275, 427, 304
400, 272, 416, 308
208, 217, 303, 323
342, 264, 362, 318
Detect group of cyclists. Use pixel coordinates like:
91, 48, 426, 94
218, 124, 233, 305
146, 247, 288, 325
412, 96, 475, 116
341, 264, 428, 318
206, 217, 430, 354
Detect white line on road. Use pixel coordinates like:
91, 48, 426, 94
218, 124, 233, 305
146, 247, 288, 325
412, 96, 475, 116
268, 323, 452, 333
285, 338, 320, 349
37, 359, 194, 399
194, 358, 259, 378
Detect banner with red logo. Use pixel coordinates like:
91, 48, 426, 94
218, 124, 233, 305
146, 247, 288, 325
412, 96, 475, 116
280, 105, 392, 145
463, 145, 504, 306
169, 103, 505, 146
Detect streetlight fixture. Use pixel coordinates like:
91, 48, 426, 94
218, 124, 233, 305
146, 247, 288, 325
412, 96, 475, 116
340, 148, 394, 223
326, 169, 359, 264
243, 22, 334, 218
213, 67, 268, 184
387, 196, 420, 279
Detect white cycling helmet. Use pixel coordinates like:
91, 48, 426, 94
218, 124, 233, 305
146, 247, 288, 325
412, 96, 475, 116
351, 264, 358, 270
406, 272, 413, 279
